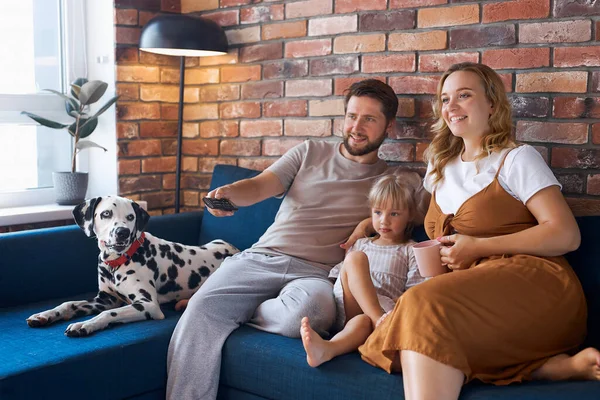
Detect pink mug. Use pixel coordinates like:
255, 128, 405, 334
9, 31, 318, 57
412, 239, 448, 277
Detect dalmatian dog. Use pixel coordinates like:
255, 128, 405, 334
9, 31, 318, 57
26, 195, 238, 337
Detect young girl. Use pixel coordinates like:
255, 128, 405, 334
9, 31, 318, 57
300, 174, 427, 368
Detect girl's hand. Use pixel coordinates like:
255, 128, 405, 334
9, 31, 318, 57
437, 234, 481, 271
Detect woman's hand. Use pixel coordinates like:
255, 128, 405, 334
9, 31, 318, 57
340, 217, 373, 251
437, 234, 482, 271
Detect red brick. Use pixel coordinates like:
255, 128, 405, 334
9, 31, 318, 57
221, 65, 261, 83
238, 158, 277, 171
597, 21, 600, 41
183, 139, 219, 156
263, 139, 305, 156
178, 175, 212, 191
117, 122, 139, 139
119, 175, 162, 195
199, 51, 239, 67
220, 102, 261, 119
117, 103, 161, 120
510, 96, 550, 118
397, 98, 416, 118
333, 118, 344, 137
593, 123, 600, 144
593, 72, 600, 92
139, 51, 179, 67
160, 104, 179, 121
359, 10, 414, 32
564, 198, 600, 217
183, 123, 200, 139
389, 31, 447, 51
516, 71, 588, 93
140, 122, 178, 138
390, 0, 446, 8
390, 121, 431, 140
309, 99, 345, 116
220, 139, 261, 156
116, 47, 138, 64
416, 142, 429, 162
379, 142, 414, 162
240, 120, 283, 137
118, 140, 162, 157
202, 10, 239, 27
115, 0, 160, 10
450, 25, 515, 49
554, 0, 600, 17
335, 0, 386, 13
183, 191, 199, 207
220, 0, 251, 7
334, 77, 386, 96
240, 43, 283, 63
519, 20, 591, 43
483, 0, 549, 23
241, 5, 284, 24
516, 121, 588, 144
115, 9, 138, 25
499, 73, 514, 93
416, 97, 434, 119
263, 60, 308, 80
311, 56, 359, 76
116, 27, 140, 45
138, 11, 158, 27
553, 97, 600, 119
389, 76, 439, 94
262, 21, 307, 41
284, 120, 332, 137
556, 174, 584, 194
161, 0, 180, 13
555, 46, 600, 67
333, 34, 385, 54
118, 159, 140, 175
198, 157, 237, 173
264, 100, 307, 117
117, 83, 139, 101
200, 121, 239, 138
142, 157, 176, 173
482, 48, 549, 69
552, 148, 600, 169
241, 81, 283, 100
140, 84, 199, 103
117, 66, 159, 83
309, 15, 357, 36
285, 39, 332, 58
180, 0, 218, 12
419, 52, 479, 73
226, 26, 260, 45
185, 69, 219, 85
418, 4, 479, 28
199, 85, 240, 102
286, 79, 332, 97
587, 175, 600, 195
183, 104, 219, 121
286, 0, 332, 19
362, 54, 416, 73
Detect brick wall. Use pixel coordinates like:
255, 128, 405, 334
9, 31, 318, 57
116, 0, 600, 217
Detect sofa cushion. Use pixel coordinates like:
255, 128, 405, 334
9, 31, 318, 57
220, 326, 600, 400
0, 295, 182, 400
199, 164, 283, 251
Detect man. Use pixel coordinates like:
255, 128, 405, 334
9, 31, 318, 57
167, 79, 403, 399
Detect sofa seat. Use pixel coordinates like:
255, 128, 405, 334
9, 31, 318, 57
221, 326, 600, 400
0, 295, 182, 400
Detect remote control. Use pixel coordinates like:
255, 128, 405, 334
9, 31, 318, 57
202, 197, 238, 212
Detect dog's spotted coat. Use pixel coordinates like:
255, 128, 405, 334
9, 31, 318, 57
26, 196, 238, 337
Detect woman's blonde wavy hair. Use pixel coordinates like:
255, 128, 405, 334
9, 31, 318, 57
424, 62, 516, 186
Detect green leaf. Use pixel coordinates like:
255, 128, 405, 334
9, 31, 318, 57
79, 80, 108, 106
68, 117, 98, 138
70, 77, 88, 99
21, 111, 69, 130
75, 140, 107, 153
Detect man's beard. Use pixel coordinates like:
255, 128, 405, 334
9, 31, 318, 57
343, 132, 387, 156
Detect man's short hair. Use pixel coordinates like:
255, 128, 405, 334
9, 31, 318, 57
344, 79, 399, 123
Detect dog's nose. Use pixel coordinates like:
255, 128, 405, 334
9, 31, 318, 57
115, 227, 130, 241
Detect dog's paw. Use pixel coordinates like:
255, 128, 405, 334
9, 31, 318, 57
65, 322, 92, 337
26, 313, 52, 327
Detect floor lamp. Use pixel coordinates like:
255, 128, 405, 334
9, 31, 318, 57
139, 15, 228, 213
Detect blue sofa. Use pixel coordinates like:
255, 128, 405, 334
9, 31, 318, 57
2, 164, 600, 400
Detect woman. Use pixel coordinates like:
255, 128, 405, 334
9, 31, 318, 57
357, 62, 600, 400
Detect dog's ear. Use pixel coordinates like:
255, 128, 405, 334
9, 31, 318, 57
73, 197, 102, 237
131, 201, 150, 233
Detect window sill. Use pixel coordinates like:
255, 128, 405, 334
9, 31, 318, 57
0, 201, 147, 227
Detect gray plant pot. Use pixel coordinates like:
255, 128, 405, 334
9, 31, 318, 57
52, 172, 89, 205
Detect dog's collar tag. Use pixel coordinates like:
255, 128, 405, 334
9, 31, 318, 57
104, 233, 146, 269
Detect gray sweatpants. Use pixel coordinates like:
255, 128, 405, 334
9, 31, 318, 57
166, 251, 336, 400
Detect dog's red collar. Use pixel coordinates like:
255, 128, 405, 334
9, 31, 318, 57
104, 233, 146, 269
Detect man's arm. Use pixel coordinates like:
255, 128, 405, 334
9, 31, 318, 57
204, 170, 284, 217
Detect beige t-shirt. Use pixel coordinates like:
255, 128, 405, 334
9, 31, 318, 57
249, 140, 391, 269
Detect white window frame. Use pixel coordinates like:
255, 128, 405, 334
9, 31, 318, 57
0, 0, 88, 209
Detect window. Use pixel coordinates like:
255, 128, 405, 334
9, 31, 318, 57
0, 0, 86, 208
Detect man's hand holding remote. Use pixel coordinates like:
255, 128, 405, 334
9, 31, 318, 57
204, 185, 237, 217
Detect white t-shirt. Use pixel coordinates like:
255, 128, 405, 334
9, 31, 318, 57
424, 145, 561, 215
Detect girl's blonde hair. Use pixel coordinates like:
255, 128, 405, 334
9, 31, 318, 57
424, 62, 516, 186
368, 173, 425, 239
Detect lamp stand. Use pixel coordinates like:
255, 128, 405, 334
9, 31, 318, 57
175, 56, 185, 213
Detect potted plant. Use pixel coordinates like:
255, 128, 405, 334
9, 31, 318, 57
22, 78, 118, 205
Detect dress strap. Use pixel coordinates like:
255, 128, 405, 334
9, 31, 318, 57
494, 148, 516, 180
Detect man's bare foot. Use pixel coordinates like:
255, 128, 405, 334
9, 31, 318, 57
533, 348, 600, 381
174, 299, 189, 311
300, 317, 333, 368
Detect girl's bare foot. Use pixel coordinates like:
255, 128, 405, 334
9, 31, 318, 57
174, 299, 189, 311
533, 348, 600, 381
300, 317, 333, 368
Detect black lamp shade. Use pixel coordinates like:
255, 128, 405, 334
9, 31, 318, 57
139, 15, 228, 57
